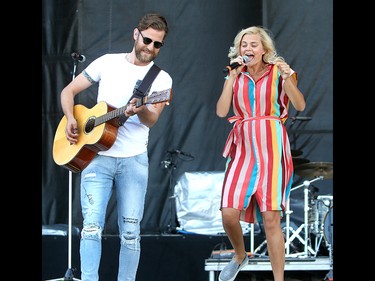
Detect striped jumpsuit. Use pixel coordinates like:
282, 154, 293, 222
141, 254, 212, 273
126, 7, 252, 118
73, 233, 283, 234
220, 63, 295, 223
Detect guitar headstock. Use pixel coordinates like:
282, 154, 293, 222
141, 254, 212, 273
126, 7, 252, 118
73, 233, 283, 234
136, 89, 172, 107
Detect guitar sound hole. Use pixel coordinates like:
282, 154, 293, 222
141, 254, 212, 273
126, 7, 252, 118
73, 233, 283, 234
85, 117, 95, 133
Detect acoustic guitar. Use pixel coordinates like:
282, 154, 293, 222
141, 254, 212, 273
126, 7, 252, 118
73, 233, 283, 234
52, 89, 172, 173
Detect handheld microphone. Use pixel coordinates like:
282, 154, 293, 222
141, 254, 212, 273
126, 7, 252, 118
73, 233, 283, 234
223, 55, 249, 74
71, 52, 86, 62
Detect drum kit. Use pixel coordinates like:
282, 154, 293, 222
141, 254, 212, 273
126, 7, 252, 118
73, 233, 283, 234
284, 160, 333, 259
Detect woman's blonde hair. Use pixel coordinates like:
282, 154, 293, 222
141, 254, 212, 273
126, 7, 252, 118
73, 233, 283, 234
228, 26, 284, 64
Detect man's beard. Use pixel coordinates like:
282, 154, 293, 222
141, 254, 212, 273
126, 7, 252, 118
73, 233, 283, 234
135, 44, 156, 63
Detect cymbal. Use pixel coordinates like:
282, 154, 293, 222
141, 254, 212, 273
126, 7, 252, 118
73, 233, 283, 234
292, 158, 310, 166
291, 149, 303, 157
294, 162, 333, 179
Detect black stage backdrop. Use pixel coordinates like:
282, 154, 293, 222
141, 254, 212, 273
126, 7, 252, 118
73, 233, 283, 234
42, 0, 333, 235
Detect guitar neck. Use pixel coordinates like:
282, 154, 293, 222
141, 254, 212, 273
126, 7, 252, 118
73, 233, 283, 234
92, 97, 141, 127
94, 88, 171, 127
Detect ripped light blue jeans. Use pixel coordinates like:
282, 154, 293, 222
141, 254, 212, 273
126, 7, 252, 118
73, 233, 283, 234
79, 153, 148, 281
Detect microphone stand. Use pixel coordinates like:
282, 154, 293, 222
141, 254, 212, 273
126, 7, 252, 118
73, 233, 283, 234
162, 152, 178, 234
290, 116, 312, 125
161, 150, 194, 234
45, 54, 84, 281
288, 115, 312, 152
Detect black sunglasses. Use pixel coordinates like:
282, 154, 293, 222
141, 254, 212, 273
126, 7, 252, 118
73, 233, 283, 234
138, 30, 164, 49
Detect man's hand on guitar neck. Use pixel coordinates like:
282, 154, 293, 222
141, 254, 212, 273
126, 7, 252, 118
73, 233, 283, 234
125, 91, 170, 118
125, 97, 147, 117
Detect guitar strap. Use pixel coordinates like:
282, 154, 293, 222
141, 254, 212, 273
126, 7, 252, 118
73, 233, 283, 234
132, 64, 161, 98
118, 64, 161, 125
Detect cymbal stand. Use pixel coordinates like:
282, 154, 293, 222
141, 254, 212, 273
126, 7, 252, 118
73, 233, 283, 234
285, 176, 323, 257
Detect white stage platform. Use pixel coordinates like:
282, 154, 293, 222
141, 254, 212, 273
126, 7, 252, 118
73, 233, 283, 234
204, 256, 330, 281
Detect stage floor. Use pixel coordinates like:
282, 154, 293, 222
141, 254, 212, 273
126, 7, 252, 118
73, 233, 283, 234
42, 233, 332, 281
205, 256, 330, 271
205, 256, 331, 281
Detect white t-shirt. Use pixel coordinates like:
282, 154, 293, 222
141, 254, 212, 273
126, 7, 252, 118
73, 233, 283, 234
83, 53, 173, 157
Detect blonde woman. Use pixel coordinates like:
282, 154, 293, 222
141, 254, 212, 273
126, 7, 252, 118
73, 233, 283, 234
217, 26, 306, 281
